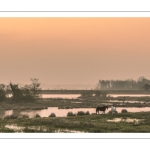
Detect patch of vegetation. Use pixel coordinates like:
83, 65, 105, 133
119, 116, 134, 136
1, 111, 150, 133
121, 109, 128, 113
108, 110, 118, 114
4, 114, 18, 119
49, 113, 56, 117
22, 114, 29, 118
35, 114, 41, 118
77, 111, 90, 116
0, 78, 41, 104
67, 112, 76, 116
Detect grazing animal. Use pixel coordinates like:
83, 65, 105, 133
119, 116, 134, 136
111, 106, 116, 114
96, 106, 108, 114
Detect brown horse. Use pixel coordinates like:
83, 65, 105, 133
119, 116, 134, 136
96, 106, 108, 114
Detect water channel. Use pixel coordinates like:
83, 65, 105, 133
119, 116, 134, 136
7, 93, 150, 99
2, 93, 150, 119
1, 107, 150, 118
109, 94, 150, 97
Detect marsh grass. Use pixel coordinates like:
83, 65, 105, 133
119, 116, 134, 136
23, 127, 38, 133
0, 127, 15, 132
1, 111, 150, 132
1, 96, 150, 111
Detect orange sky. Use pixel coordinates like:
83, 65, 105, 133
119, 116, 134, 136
0, 18, 150, 87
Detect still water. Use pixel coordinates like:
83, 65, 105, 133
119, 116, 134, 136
42, 94, 150, 98
6, 94, 150, 99
107, 118, 143, 123
108, 100, 148, 103
42, 94, 81, 99
109, 94, 150, 97
1, 107, 150, 118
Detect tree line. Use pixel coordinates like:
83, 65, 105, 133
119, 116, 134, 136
0, 78, 41, 102
96, 76, 150, 90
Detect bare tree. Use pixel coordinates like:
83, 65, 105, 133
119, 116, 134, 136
0, 84, 6, 101
30, 78, 42, 98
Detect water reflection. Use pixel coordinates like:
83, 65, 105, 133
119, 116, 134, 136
5, 94, 150, 99
55, 129, 85, 133
5, 110, 13, 117
0, 109, 5, 118
115, 107, 150, 113
42, 94, 81, 99
5, 124, 24, 131
107, 118, 143, 123
4, 94, 81, 99
5, 124, 84, 133
108, 100, 147, 103
1, 106, 150, 118
109, 94, 150, 97
20, 107, 96, 118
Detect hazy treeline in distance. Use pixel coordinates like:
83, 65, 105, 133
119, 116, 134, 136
96, 76, 150, 90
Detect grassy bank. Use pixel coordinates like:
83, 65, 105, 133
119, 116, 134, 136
1, 111, 150, 133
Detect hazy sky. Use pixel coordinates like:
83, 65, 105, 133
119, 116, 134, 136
0, 17, 150, 86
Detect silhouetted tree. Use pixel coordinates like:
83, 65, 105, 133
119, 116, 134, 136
143, 83, 150, 91
9, 82, 23, 101
94, 90, 101, 97
9, 78, 41, 102
0, 84, 6, 101
30, 78, 42, 98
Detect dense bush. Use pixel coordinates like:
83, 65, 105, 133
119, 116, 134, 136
108, 110, 118, 114
67, 111, 76, 116
35, 114, 41, 118
49, 113, 56, 117
22, 114, 29, 118
77, 111, 90, 116
4, 114, 18, 119
121, 109, 128, 113
0, 84, 8, 102
85, 111, 90, 115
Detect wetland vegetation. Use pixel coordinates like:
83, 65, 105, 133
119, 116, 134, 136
1, 78, 150, 132
1, 111, 150, 133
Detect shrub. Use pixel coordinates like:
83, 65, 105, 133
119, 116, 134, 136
67, 111, 76, 116
108, 110, 118, 114
77, 111, 85, 116
49, 113, 56, 117
91, 113, 96, 115
77, 111, 90, 116
22, 114, 29, 118
4, 114, 18, 119
121, 109, 128, 113
85, 111, 90, 115
35, 114, 41, 118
